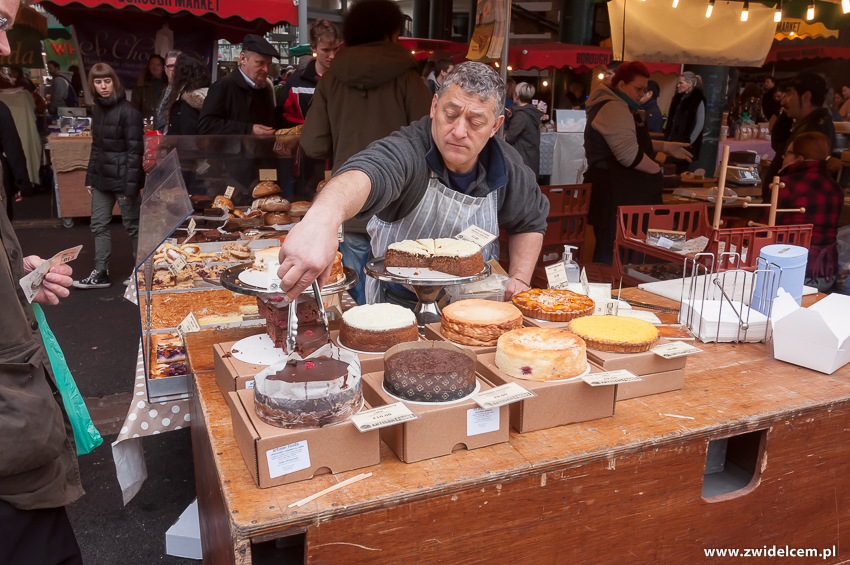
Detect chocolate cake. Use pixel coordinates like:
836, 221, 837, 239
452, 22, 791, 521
257, 296, 324, 352
254, 355, 362, 429
385, 238, 484, 277
266, 321, 329, 355
339, 303, 418, 352
383, 343, 477, 402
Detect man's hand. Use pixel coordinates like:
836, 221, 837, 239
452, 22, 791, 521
86, 186, 93, 195
23, 256, 73, 306
662, 141, 694, 162
252, 124, 275, 136
276, 212, 341, 302
504, 276, 530, 300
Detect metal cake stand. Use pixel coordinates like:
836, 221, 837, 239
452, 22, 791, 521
220, 264, 358, 298
365, 257, 491, 330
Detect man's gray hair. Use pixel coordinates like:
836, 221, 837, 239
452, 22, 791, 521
438, 61, 506, 119
166, 50, 182, 60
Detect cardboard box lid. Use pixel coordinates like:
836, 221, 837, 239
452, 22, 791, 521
584, 338, 687, 375
771, 290, 850, 374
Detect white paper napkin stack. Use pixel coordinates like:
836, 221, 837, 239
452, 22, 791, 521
679, 299, 770, 343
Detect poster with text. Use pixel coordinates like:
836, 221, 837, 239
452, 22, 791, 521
467, 0, 506, 61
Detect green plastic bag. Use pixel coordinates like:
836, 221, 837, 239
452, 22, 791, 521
32, 304, 103, 456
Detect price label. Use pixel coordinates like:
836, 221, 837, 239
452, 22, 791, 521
196, 160, 210, 175
259, 169, 278, 181
177, 312, 200, 339
267, 258, 282, 292
545, 262, 571, 290
251, 199, 262, 211
185, 218, 197, 243
337, 224, 344, 243
651, 341, 704, 359
19, 245, 83, 303
350, 402, 418, 432
580, 267, 590, 296
582, 370, 642, 387
224, 186, 235, 199
168, 255, 188, 276
656, 236, 674, 250
454, 226, 497, 248
472, 382, 535, 410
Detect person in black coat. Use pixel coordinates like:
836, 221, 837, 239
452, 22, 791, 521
166, 52, 211, 136
640, 80, 663, 134
0, 100, 32, 220
74, 63, 144, 290
198, 34, 280, 136
665, 71, 706, 174
505, 82, 543, 176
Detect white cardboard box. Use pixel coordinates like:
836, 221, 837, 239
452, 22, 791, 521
165, 499, 202, 560
771, 290, 850, 374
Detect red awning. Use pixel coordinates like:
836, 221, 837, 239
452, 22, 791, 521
764, 44, 850, 62
509, 43, 680, 75
398, 37, 470, 63
38, 0, 296, 43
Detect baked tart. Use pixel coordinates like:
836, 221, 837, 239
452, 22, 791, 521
568, 316, 660, 353
512, 288, 594, 322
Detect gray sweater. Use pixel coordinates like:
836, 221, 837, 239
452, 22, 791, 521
337, 116, 549, 235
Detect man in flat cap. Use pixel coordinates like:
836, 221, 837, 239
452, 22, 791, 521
199, 34, 279, 136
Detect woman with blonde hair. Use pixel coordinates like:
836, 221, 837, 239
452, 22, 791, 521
665, 71, 706, 173
506, 82, 543, 175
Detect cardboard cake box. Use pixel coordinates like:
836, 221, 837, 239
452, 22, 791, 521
227, 388, 380, 488
361, 369, 509, 464
583, 339, 687, 401
476, 352, 616, 434
214, 341, 269, 393
423, 322, 499, 355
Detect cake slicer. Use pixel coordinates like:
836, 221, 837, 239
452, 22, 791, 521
285, 280, 331, 354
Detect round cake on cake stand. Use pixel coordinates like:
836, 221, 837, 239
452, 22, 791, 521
365, 257, 491, 332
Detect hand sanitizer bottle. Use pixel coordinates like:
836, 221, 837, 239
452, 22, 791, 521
563, 245, 580, 283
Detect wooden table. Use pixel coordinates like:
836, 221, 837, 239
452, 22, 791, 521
187, 290, 850, 564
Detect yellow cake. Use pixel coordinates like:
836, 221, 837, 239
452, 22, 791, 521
494, 327, 587, 381
441, 299, 523, 346
568, 316, 660, 353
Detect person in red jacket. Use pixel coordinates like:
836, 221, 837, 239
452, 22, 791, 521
775, 131, 844, 291
276, 19, 340, 200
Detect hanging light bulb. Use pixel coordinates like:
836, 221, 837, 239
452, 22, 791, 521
706, 0, 715, 18
411, 50, 416, 55
741, 0, 749, 21
598, 72, 605, 80
774, 0, 782, 22
543, 80, 549, 87
806, 0, 815, 20
843, 0, 849, 14
672, 0, 679, 7
507, 66, 513, 71
494, 62, 500, 68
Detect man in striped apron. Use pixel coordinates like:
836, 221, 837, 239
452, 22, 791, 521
274, 62, 550, 302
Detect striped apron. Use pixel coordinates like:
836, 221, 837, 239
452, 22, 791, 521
365, 173, 500, 304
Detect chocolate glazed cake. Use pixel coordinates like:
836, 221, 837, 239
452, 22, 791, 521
254, 357, 363, 428
383, 342, 477, 402
258, 296, 327, 354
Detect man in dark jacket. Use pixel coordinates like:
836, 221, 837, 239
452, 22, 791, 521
0, 99, 32, 219
426, 59, 454, 96
300, 0, 432, 304
762, 76, 781, 121
277, 62, 549, 305
276, 20, 340, 200
198, 34, 279, 136
763, 72, 835, 201
640, 80, 663, 134
0, 5, 85, 564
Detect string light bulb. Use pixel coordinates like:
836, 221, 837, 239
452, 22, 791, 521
741, 0, 749, 21
706, 0, 715, 18
806, 0, 815, 20
672, 0, 679, 7
543, 80, 549, 87
494, 62, 500, 68
507, 66, 513, 71
775, 0, 782, 22
843, 0, 849, 14
598, 72, 605, 80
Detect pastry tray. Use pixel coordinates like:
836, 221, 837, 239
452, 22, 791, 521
364, 257, 490, 286
220, 263, 358, 297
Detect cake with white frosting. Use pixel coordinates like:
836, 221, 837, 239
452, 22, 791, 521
339, 303, 418, 352
253, 246, 280, 272
385, 237, 484, 276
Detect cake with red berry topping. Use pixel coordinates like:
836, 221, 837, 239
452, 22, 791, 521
494, 327, 587, 381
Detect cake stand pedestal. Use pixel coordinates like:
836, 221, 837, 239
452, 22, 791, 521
365, 258, 491, 332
